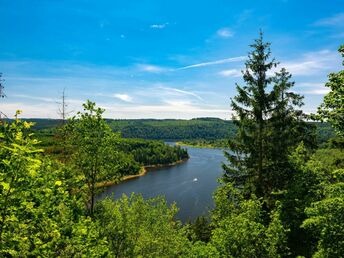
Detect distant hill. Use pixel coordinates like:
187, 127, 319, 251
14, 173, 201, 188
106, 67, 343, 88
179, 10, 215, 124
107, 117, 236, 140
11, 117, 335, 142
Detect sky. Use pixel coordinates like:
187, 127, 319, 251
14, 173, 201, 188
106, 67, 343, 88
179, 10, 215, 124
0, 0, 343, 119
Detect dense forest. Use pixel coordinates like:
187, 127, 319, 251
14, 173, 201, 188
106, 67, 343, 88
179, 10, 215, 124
28, 117, 334, 143
36, 130, 188, 169
28, 117, 237, 140
33, 112, 189, 179
0, 35, 343, 257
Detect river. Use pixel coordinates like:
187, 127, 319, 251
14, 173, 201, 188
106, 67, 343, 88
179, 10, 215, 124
98, 145, 227, 222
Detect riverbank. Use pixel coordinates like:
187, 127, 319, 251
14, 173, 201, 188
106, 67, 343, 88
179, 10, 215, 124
97, 157, 189, 188
176, 141, 227, 149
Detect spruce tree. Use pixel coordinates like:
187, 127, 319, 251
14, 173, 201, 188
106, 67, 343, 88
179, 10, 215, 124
223, 33, 311, 200
267, 68, 314, 195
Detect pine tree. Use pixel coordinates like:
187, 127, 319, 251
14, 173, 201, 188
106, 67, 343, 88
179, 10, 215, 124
266, 68, 314, 195
223, 33, 311, 200
223, 32, 277, 197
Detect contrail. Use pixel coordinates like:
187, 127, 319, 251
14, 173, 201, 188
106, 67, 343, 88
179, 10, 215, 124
177, 56, 246, 70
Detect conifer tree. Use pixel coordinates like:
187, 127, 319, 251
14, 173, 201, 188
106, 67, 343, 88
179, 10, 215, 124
223, 33, 311, 200
223, 32, 277, 197
266, 68, 314, 194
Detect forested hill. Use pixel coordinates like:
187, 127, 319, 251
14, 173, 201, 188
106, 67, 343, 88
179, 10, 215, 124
27, 117, 334, 142
108, 118, 236, 140
23, 117, 235, 139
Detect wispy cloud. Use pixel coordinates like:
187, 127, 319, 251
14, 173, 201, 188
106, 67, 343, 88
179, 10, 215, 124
113, 94, 133, 102
178, 56, 246, 70
314, 12, 344, 27
150, 23, 168, 29
218, 69, 242, 77
217, 28, 234, 38
157, 86, 203, 101
237, 9, 253, 25
11, 93, 83, 105
12, 94, 56, 103
275, 50, 340, 76
102, 101, 231, 119
297, 82, 325, 88
297, 88, 330, 95
295, 82, 329, 95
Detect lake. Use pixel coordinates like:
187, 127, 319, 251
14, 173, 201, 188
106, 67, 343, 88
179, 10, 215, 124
98, 145, 227, 222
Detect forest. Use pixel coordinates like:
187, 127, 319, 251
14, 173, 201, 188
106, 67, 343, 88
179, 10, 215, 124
35, 127, 189, 176
27, 117, 334, 143
0, 34, 343, 257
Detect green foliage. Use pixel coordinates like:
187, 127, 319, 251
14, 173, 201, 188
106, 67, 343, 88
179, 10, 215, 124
64, 100, 121, 216
35, 127, 188, 175
0, 112, 109, 256
0, 111, 193, 256
187, 216, 212, 243
211, 184, 289, 258
317, 45, 344, 137
27, 117, 237, 140
302, 169, 344, 258
114, 138, 188, 166
279, 141, 344, 257
177, 139, 228, 148
223, 33, 313, 202
110, 117, 236, 140
184, 241, 220, 257
95, 194, 191, 257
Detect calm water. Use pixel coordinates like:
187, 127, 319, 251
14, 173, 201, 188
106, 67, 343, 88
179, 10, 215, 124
98, 145, 227, 221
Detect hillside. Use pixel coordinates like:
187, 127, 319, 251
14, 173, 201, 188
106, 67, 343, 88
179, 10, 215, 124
26, 117, 335, 143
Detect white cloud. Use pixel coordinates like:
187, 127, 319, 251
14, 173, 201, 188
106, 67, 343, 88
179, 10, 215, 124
314, 13, 344, 27
297, 88, 330, 95
138, 64, 168, 73
297, 82, 325, 88
218, 69, 242, 77
295, 82, 329, 95
0, 102, 60, 118
273, 50, 341, 76
217, 28, 234, 38
178, 56, 246, 70
113, 94, 133, 102
150, 23, 168, 29
102, 101, 231, 119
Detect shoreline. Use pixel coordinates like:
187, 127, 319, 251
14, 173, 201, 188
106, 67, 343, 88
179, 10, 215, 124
97, 157, 189, 188
176, 141, 226, 149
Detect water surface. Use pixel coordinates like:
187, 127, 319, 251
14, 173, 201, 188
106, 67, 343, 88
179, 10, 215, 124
99, 146, 227, 221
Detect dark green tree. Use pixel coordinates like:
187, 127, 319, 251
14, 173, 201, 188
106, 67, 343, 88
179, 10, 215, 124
223, 32, 277, 197
266, 68, 315, 196
223, 33, 311, 200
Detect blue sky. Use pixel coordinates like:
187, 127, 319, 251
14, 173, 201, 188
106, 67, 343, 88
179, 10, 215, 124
0, 0, 343, 119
